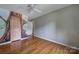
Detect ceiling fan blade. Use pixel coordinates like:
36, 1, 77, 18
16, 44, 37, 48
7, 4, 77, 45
33, 8, 42, 13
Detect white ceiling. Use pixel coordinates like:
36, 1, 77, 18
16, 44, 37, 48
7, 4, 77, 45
0, 4, 71, 20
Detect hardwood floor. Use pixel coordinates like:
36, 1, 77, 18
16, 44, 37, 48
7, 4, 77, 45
0, 36, 79, 54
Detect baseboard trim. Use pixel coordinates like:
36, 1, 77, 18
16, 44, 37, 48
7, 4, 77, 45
0, 41, 11, 45
21, 35, 32, 40
34, 35, 79, 50
0, 36, 32, 45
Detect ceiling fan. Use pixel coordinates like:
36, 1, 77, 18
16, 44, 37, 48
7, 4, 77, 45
26, 4, 42, 13
18, 4, 42, 14
18, 4, 42, 20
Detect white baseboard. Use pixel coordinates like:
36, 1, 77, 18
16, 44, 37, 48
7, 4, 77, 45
21, 35, 32, 40
0, 36, 32, 45
0, 41, 11, 45
21, 37, 30, 40
34, 35, 79, 50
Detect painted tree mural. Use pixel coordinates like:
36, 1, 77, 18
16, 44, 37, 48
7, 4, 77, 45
0, 9, 33, 44
0, 15, 10, 43
22, 15, 33, 38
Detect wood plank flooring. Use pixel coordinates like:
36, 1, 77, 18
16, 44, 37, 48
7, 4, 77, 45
0, 36, 79, 54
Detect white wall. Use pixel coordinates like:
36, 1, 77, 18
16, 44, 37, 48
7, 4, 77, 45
34, 11, 57, 40
56, 5, 79, 48
33, 5, 79, 48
